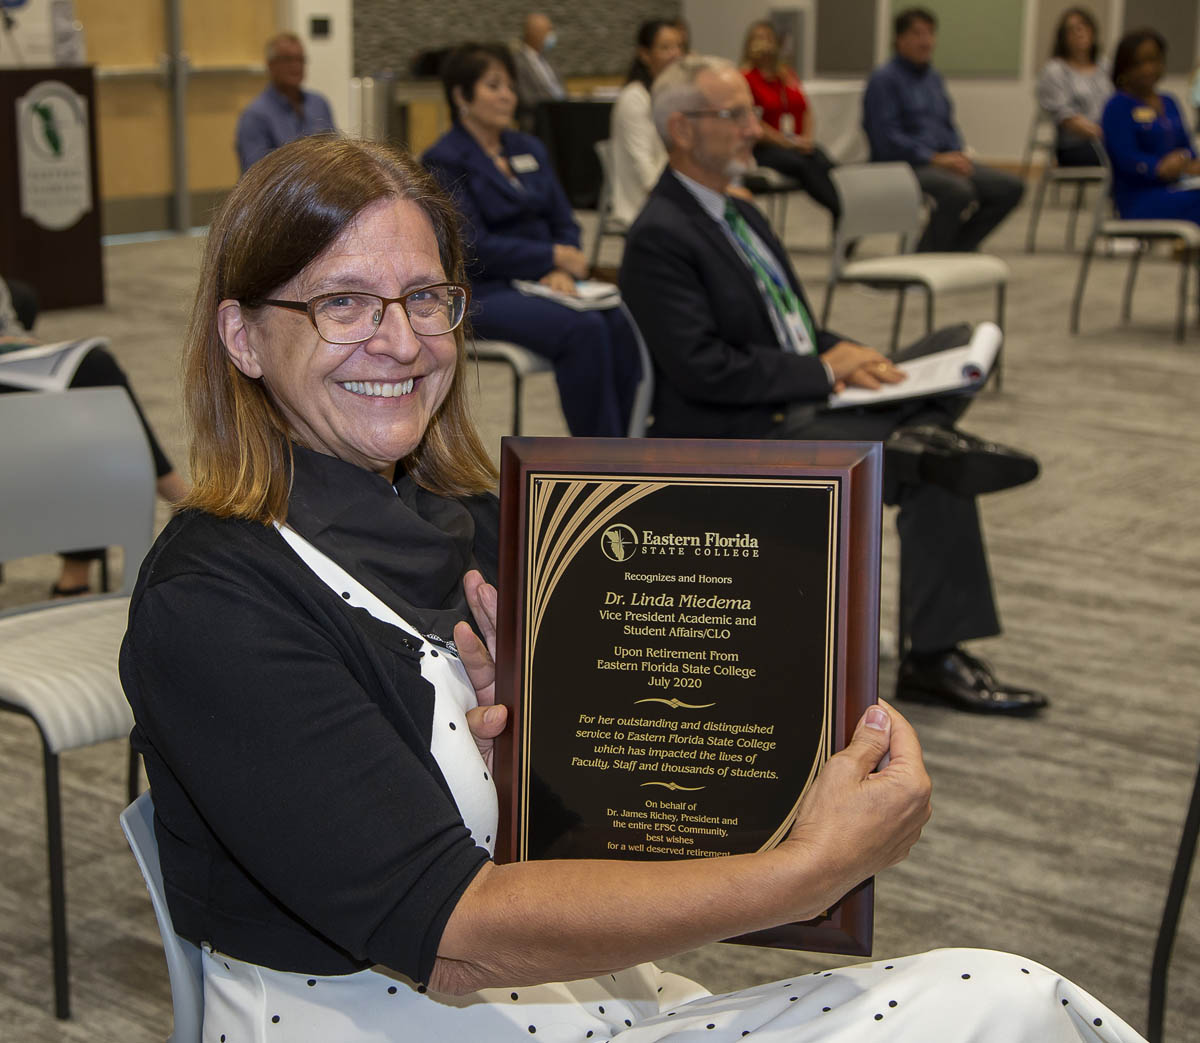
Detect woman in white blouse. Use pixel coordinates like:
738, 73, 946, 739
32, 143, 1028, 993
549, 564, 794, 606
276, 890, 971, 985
609, 19, 685, 227
1035, 7, 1111, 166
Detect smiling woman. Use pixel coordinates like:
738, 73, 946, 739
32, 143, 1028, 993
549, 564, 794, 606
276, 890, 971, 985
180, 136, 495, 520
119, 135, 1145, 1043
421, 43, 644, 438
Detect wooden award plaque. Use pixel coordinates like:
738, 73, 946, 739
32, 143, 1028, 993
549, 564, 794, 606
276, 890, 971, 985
493, 438, 882, 955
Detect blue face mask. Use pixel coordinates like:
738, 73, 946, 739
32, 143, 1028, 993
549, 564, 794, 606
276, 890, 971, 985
543, 30, 557, 52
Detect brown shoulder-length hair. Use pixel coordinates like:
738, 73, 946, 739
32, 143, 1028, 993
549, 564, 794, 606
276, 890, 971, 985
180, 135, 497, 524
1052, 7, 1099, 62
740, 20, 785, 78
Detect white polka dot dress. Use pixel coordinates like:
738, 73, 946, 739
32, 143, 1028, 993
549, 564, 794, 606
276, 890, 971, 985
200, 531, 1145, 1042
201, 948, 1143, 1042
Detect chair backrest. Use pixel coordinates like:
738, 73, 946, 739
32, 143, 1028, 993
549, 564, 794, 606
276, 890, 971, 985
593, 139, 615, 224
120, 792, 204, 1043
828, 163, 925, 275
1082, 144, 1116, 239
623, 304, 655, 438
1021, 110, 1057, 175
0, 386, 156, 595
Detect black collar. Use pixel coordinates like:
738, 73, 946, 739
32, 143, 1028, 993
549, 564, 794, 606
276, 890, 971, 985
285, 446, 480, 643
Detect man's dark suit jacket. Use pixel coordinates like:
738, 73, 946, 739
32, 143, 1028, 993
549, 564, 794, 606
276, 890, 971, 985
619, 168, 845, 439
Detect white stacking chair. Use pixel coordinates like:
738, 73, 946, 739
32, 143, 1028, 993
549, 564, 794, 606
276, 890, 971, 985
121, 791, 204, 1043
822, 162, 1009, 384
0, 386, 156, 1018
1023, 111, 1105, 253
471, 340, 556, 435
743, 165, 802, 235
473, 305, 654, 438
1070, 150, 1200, 343
588, 140, 629, 269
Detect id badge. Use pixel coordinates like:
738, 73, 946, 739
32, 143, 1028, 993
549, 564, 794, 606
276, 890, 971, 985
779, 112, 795, 137
784, 308, 814, 354
1132, 106, 1156, 124
510, 153, 540, 173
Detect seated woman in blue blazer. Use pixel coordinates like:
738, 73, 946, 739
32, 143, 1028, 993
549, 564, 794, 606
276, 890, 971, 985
1101, 27, 1200, 222
422, 43, 640, 438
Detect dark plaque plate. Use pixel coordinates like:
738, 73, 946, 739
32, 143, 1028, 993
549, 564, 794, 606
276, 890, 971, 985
494, 438, 881, 955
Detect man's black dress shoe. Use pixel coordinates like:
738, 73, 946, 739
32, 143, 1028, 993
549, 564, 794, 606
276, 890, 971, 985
896, 648, 1048, 715
885, 425, 1039, 497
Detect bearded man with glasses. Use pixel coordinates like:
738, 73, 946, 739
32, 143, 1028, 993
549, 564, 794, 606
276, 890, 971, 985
619, 55, 1046, 716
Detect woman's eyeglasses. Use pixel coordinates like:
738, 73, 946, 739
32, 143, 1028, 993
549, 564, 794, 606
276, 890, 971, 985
247, 283, 470, 343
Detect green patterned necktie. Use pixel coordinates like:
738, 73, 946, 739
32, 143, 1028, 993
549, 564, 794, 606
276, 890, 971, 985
723, 199, 817, 354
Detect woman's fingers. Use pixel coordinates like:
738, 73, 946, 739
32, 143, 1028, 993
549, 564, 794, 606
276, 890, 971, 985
784, 701, 931, 899
464, 703, 508, 772
454, 619, 496, 707
463, 570, 499, 658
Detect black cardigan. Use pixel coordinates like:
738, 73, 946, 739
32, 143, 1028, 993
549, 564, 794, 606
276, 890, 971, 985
119, 491, 499, 983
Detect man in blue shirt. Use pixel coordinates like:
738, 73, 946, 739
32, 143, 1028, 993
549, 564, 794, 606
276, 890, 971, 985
863, 8, 1023, 252
236, 33, 336, 174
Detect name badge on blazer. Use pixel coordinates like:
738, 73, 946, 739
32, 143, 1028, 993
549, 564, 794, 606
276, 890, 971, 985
510, 153, 540, 173
1132, 106, 1156, 123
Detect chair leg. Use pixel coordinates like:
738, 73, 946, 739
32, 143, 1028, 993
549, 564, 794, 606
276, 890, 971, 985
127, 743, 141, 806
1122, 249, 1143, 324
588, 229, 602, 272
1065, 182, 1085, 251
821, 282, 836, 327
1025, 170, 1050, 253
1070, 239, 1096, 334
512, 367, 524, 436
1176, 250, 1189, 343
889, 289, 906, 356
42, 745, 70, 1019
1147, 746, 1200, 1043
99, 553, 111, 595
993, 284, 1006, 392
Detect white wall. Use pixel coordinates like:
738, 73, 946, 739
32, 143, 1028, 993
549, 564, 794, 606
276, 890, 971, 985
277, 0, 354, 131
682, 0, 1196, 165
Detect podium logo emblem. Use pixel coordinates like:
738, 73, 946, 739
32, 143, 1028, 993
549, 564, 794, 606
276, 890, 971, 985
17, 80, 93, 231
600, 523, 638, 562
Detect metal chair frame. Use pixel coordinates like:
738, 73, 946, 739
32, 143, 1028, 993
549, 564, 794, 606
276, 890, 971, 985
743, 166, 802, 236
472, 306, 654, 438
822, 163, 1008, 385
0, 387, 155, 1018
1069, 151, 1200, 343
587, 139, 629, 270
1023, 112, 1105, 253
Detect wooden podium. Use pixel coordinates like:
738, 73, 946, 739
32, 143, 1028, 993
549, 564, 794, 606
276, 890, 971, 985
0, 66, 103, 309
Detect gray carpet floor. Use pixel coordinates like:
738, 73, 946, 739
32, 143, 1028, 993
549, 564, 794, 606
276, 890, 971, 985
2, 186, 1199, 1041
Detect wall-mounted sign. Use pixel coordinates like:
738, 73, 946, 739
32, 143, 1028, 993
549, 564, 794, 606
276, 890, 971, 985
16, 77, 91, 230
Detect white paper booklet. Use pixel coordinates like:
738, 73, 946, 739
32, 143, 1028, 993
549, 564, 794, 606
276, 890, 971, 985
827, 322, 1001, 410
511, 279, 622, 311
0, 336, 106, 392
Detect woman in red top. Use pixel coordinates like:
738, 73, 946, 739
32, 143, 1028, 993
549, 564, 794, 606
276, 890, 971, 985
741, 20, 840, 222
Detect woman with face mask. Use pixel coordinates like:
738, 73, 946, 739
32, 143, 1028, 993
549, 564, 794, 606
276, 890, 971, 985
740, 20, 841, 224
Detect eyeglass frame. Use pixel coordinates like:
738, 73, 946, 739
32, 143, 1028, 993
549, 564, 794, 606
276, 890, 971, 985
244, 282, 472, 344
681, 105, 762, 126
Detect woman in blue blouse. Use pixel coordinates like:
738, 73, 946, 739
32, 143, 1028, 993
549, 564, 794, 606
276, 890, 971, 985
422, 43, 641, 438
1100, 28, 1200, 221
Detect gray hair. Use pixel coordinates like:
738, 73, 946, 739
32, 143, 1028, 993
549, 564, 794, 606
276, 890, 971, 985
651, 54, 736, 145
265, 32, 304, 63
